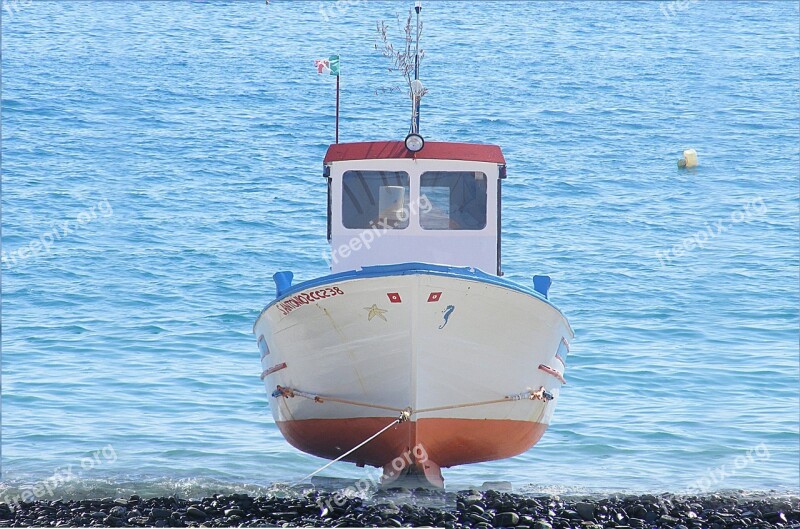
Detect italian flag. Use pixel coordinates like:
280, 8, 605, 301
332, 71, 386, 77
314, 55, 340, 76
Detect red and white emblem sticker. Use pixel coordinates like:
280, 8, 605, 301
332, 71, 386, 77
387, 292, 402, 303
427, 292, 442, 303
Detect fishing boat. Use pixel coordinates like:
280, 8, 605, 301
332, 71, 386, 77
253, 3, 573, 488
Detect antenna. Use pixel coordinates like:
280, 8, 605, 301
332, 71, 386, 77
410, 0, 423, 135
414, 0, 421, 83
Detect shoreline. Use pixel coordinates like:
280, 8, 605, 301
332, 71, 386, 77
0, 490, 797, 528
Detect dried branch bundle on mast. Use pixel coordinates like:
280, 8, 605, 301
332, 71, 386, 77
376, 6, 428, 134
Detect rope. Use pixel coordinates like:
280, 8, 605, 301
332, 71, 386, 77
279, 385, 552, 484
273, 386, 407, 413
416, 397, 521, 414
415, 388, 552, 414
274, 385, 553, 416
295, 409, 411, 484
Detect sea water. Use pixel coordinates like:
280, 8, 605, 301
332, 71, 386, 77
2, 1, 798, 498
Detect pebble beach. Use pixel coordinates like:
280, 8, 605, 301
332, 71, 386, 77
2, 491, 798, 528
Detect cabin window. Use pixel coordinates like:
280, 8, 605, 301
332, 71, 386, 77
420, 171, 487, 230
342, 171, 410, 229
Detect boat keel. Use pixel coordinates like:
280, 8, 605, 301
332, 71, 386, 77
381, 459, 444, 489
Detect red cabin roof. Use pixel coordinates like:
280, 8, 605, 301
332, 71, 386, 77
324, 141, 506, 165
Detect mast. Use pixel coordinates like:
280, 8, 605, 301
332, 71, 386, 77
336, 73, 340, 144
404, 0, 425, 152
413, 0, 422, 134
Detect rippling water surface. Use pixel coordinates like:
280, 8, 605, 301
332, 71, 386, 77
2, 1, 798, 497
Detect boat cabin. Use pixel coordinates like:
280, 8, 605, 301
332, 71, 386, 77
324, 141, 506, 275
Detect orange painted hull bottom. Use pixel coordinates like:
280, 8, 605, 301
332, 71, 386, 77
277, 417, 548, 487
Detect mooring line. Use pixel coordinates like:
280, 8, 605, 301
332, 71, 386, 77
414, 387, 553, 414
275, 385, 553, 419
280, 385, 553, 484
295, 409, 411, 485
273, 385, 407, 413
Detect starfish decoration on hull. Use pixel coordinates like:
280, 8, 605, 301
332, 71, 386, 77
364, 304, 388, 322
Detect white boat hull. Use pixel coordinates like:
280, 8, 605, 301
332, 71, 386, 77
254, 264, 572, 485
